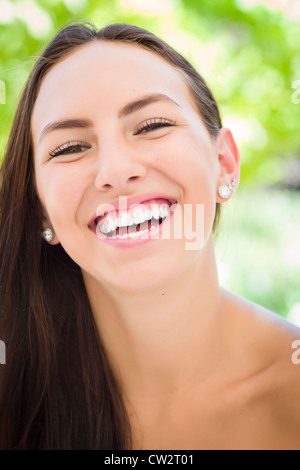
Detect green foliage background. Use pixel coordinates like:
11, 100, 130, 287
0, 0, 299, 321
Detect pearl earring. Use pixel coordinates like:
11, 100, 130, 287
218, 178, 238, 199
42, 228, 54, 242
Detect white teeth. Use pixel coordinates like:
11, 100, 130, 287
159, 206, 169, 218
118, 212, 134, 227
102, 216, 117, 234
97, 203, 171, 235
110, 226, 157, 239
145, 209, 152, 221
152, 205, 160, 220
133, 210, 146, 225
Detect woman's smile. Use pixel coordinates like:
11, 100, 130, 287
87, 194, 178, 248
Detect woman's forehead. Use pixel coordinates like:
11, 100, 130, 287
42, 40, 183, 84
31, 41, 194, 129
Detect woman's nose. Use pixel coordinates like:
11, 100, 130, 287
94, 139, 147, 191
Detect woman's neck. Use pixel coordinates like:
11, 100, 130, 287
82, 235, 226, 407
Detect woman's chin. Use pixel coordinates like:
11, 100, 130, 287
93, 264, 179, 295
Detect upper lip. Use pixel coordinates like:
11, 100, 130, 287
88, 193, 178, 227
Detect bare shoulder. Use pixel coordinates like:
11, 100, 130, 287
221, 288, 300, 448
221, 287, 300, 363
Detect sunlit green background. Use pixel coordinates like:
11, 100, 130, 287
0, 0, 299, 323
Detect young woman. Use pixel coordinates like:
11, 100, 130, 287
0, 22, 299, 450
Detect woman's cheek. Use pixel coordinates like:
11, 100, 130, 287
154, 141, 215, 244
41, 168, 83, 227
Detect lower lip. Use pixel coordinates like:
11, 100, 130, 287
92, 204, 177, 249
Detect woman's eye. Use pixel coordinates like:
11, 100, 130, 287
48, 141, 90, 158
135, 118, 176, 135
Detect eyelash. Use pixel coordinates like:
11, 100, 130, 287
135, 118, 176, 135
48, 141, 90, 158
48, 118, 176, 158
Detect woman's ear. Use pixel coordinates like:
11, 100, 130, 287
215, 128, 240, 203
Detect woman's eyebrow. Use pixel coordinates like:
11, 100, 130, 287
38, 118, 93, 144
38, 94, 180, 144
118, 93, 181, 118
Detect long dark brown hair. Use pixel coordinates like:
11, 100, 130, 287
0, 21, 223, 449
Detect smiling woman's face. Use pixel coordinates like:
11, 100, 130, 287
31, 40, 222, 292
